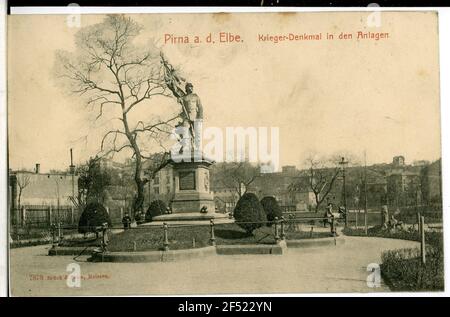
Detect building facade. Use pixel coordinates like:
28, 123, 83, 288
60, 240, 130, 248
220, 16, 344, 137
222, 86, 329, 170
9, 169, 78, 209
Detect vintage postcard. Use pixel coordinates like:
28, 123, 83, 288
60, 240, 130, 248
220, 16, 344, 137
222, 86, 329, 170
7, 11, 443, 296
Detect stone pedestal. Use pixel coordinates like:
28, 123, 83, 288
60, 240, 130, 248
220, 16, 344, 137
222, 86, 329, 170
152, 153, 229, 223
171, 158, 215, 213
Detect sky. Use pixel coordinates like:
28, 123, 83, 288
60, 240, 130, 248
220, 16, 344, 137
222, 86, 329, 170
7, 12, 442, 172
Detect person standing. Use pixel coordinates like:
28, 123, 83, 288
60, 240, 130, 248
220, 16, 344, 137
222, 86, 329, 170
323, 203, 336, 236
122, 212, 132, 230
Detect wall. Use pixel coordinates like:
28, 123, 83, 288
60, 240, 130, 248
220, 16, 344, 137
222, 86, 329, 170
11, 171, 78, 207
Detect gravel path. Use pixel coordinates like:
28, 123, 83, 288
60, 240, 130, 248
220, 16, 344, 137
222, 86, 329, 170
10, 236, 419, 296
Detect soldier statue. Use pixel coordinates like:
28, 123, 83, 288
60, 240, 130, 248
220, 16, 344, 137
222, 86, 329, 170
161, 54, 204, 154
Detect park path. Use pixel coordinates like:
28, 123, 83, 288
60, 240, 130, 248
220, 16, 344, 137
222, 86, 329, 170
10, 236, 418, 296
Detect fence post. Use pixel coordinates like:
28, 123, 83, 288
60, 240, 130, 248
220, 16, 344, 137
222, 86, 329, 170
280, 217, 286, 240
331, 217, 336, 237
417, 212, 421, 233
71, 206, 74, 224
57, 222, 62, 243
274, 217, 280, 242
364, 209, 368, 235
210, 220, 216, 246
120, 207, 124, 221
420, 216, 426, 265
51, 224, 57, 248
355, 211, 358, 229
21, 207, 26, 227
163, 223, 169, 251
101, 226, 108, 252
106, 206, 110, 214
48, 206, 52, 226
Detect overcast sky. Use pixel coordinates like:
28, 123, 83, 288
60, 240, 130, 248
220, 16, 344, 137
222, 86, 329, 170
8, 12, 441, 172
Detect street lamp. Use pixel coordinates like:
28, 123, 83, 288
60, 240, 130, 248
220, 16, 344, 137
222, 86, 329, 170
339, 157, 349, 227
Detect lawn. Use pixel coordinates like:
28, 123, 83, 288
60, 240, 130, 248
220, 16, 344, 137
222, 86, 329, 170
58, 236, 102, 247
342, 226, 420, 242
106, 223, 275, 252
104, 222, 332, 252
107, 225, 206, 251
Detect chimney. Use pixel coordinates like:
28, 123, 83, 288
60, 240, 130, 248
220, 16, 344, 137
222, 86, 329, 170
69, 148, 75, 175
35, 163, 40, 174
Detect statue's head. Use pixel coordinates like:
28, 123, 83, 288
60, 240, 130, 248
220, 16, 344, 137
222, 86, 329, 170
185, 82, 193, 94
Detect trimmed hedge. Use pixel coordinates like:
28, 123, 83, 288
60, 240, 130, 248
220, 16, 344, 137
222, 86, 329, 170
233, 193, 267, 234
145, 200, 167, 221
260, 196, 282, 226
78, 202, 112, 233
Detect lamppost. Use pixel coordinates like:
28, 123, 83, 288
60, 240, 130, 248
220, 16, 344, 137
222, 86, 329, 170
339, 157, 349, 227
69, 148, 75, 202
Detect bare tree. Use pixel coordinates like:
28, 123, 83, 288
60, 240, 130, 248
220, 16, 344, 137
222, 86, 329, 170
214, 162, 260, 199
16, 173, 31, 211
300, 157, 340, 212
54, 15, 179, 215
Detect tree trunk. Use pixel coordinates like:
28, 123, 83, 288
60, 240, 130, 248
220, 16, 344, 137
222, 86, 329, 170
315, 203, 320, 213
123, 113, 146, 217
314, 193, 320, 213
17, 189, 22, 212
132, 159, 145, 216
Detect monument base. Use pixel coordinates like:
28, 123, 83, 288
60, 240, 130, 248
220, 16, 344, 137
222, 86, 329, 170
171, 191, 215, 214
151, 212, 230, 222
148, 212, 234, 226
170, 152, 217, 214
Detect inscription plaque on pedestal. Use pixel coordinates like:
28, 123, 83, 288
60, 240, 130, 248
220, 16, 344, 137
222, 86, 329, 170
179, 171, 196, 190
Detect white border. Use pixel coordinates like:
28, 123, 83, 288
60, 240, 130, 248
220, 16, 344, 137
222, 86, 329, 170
2, 6, 450, 298
6, 5, 450, 14
0, 0, 7, 298
439, 7, 450, 299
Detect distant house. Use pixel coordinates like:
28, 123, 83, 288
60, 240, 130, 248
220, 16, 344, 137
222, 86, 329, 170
392, 155, 405, 167
9, 165, 78, 209
420, 159, 442, 205
213, 185, 239, 213
145, 160, 176, 206
251, 171, 315, 211
386, 156, 422, 207
210, 164, 316, 212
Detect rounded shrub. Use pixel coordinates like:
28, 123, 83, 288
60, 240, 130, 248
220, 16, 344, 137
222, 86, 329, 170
260, 196, 282, 226
233, 193, 267, 234
78, 202, 112, 234
145, 200, 167, 221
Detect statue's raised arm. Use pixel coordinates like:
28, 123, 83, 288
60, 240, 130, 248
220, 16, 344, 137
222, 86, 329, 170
161, 53, 186, 100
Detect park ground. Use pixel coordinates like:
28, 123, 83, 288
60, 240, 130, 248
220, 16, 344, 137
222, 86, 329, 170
10, 235, 418, 296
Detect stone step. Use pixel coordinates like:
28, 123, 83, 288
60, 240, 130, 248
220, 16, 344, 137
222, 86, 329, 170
142, 212, 234, 226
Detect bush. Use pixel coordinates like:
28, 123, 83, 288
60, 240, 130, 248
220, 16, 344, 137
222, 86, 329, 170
233, 193, 267, 234
145, 200, 167, 221
260, 196, 282, 226
78, 202, 112, 234
381, 243, 444, 291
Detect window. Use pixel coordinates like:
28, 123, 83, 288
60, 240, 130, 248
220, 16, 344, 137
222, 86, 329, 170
153, 187, 160, 195
154, 176, 160, 185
